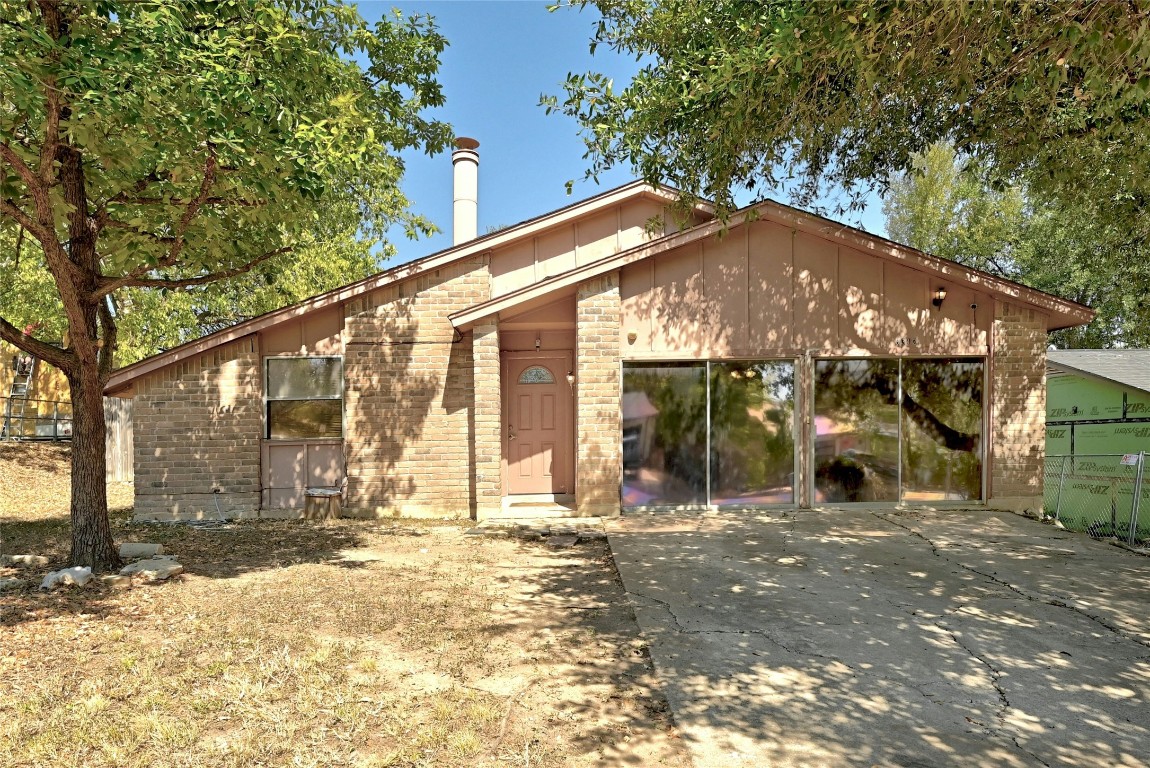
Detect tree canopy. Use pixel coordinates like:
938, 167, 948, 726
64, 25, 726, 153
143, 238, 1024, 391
549, 0, 1150, 233
0, 0, 451, 569
883, 142, 1150, 348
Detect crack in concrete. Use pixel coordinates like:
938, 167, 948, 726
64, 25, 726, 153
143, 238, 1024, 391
876, 593, 1053, 767
629, 588, 957, 716
873, 512, 1150, 651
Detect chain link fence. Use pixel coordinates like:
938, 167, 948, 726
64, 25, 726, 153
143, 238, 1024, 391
1, 396, 73, 440
1043, 454, 1148, 546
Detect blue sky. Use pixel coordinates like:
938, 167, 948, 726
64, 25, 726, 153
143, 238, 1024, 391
363, 1, 887, 263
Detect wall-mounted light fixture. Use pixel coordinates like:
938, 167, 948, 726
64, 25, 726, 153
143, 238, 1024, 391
626, 331, 637, 345
566, 371, 575, 386
932, 287, 947, 310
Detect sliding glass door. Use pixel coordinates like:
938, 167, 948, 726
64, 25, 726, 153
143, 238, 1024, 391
813, 360, 900, 502
709, 362, 796, 505
621, 364, 707, 506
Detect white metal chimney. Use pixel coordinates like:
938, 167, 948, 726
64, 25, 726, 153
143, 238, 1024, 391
452, 137, 479, 245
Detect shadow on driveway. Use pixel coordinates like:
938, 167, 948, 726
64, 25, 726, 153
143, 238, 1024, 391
607, 507, 1150, 768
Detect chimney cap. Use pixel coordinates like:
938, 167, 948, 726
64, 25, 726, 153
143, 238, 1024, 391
454, 137, 480, 151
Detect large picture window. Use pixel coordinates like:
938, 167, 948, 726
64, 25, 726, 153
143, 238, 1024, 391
622, 360, 796, 507
814, 357, 983, 503
265, 357, 343, 439
710, 361, 796, 505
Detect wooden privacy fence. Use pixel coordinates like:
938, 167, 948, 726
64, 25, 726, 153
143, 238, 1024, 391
0, 395, 133, 482
104, 397, 134, 482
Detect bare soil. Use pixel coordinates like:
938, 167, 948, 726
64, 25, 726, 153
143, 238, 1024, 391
0, 443, 689, 767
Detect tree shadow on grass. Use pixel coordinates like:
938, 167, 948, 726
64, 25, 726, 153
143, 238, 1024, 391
0, 514, 432, 628
0, 442, 71, 473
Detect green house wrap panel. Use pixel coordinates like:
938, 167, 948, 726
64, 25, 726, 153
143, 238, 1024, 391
1047, 374, 1125, 422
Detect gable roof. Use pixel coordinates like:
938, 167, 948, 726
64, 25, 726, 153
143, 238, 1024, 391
450, 197, 1095, 332
1047, 349, 1150, 394
105, 181, 688, 394
107, 183, 1095, 395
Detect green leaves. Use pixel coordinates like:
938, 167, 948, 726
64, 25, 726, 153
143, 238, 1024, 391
555, 0, 1150, 236
884, 141, 1150, 349
0, 0, 450, 351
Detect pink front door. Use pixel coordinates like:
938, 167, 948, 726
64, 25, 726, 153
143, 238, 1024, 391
503, 354, 573, 495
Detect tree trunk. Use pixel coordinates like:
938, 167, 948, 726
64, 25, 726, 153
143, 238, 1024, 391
67, 367, 120, 572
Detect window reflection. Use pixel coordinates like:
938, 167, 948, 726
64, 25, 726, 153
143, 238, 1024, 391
901, 359, 983, 501
622, 364, 707, 505
814, 358, 984, 503
814, 360, 900, 502
710, 362, 795, 505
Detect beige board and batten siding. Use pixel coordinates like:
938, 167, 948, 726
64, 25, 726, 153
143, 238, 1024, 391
490, 198, 674, 298
620, 222, 992, 358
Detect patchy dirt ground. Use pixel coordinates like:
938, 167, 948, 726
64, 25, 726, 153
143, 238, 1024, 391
0, 444, 689, 768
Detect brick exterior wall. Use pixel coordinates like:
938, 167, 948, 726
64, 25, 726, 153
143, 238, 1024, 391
133, 338, 262, 520
342, 258, 489, 517
472, 322, 502, 519
575, 272, 623, 516
989, 301, 1048, 513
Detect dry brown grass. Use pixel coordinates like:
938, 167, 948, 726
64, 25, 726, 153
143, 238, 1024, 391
0, 444, 688, 767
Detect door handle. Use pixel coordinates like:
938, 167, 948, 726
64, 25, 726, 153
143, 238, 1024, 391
509, 425, 516, 440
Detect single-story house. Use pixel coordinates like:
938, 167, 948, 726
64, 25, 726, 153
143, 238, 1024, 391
105, 139, 1094, 521
1046, 349, 1150, 456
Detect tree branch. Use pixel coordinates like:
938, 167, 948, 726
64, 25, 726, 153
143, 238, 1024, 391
94, 246, 292, 297
0, 197, 47, 241
97, 296, 116, 381
101, 219, 177, 244
36, 0, 63, 186
109, 196, 265, 207
0, 313, 75, 373
0, 142, 40, 190
168, 148, 218, 264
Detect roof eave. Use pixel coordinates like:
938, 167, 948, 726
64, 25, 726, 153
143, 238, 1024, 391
105, 182, 698, 393
451, 199, 1095, 333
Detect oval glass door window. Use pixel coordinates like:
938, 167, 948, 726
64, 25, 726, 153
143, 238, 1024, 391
518, 365, 555, 385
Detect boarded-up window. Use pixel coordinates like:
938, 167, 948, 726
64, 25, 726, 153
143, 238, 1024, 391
266, 357, 343, 439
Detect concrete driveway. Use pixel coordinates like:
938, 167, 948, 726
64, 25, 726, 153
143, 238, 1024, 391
606, 508, 1150, 768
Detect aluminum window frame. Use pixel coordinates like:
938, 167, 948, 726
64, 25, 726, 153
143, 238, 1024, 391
263, 355, 345, 441
808, 355, 987, 505
620, 358, 800, 510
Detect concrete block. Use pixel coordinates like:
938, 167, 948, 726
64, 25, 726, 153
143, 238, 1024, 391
98, 574, 132, 588
121, 558, 184, 581
119, 543, 165, 559
0, 578, 27, 592
1, 554, 49, 567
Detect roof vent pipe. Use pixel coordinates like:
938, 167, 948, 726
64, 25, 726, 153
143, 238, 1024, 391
452, 137, 479, 245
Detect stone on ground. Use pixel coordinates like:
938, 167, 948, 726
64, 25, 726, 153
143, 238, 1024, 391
120, 557, 184, 581
0, 577, 27, 592
119, 542, 164, 559
2, 554, 49, 567
98, 574, 132, 588
548, 535, 579, 549
39, 566, 93, 590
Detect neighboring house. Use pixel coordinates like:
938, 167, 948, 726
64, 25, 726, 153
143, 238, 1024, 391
1, 339, 71, 439
104, 139, 1093, 522
2, 339, 135, 481
1046, 349, 1150, 456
